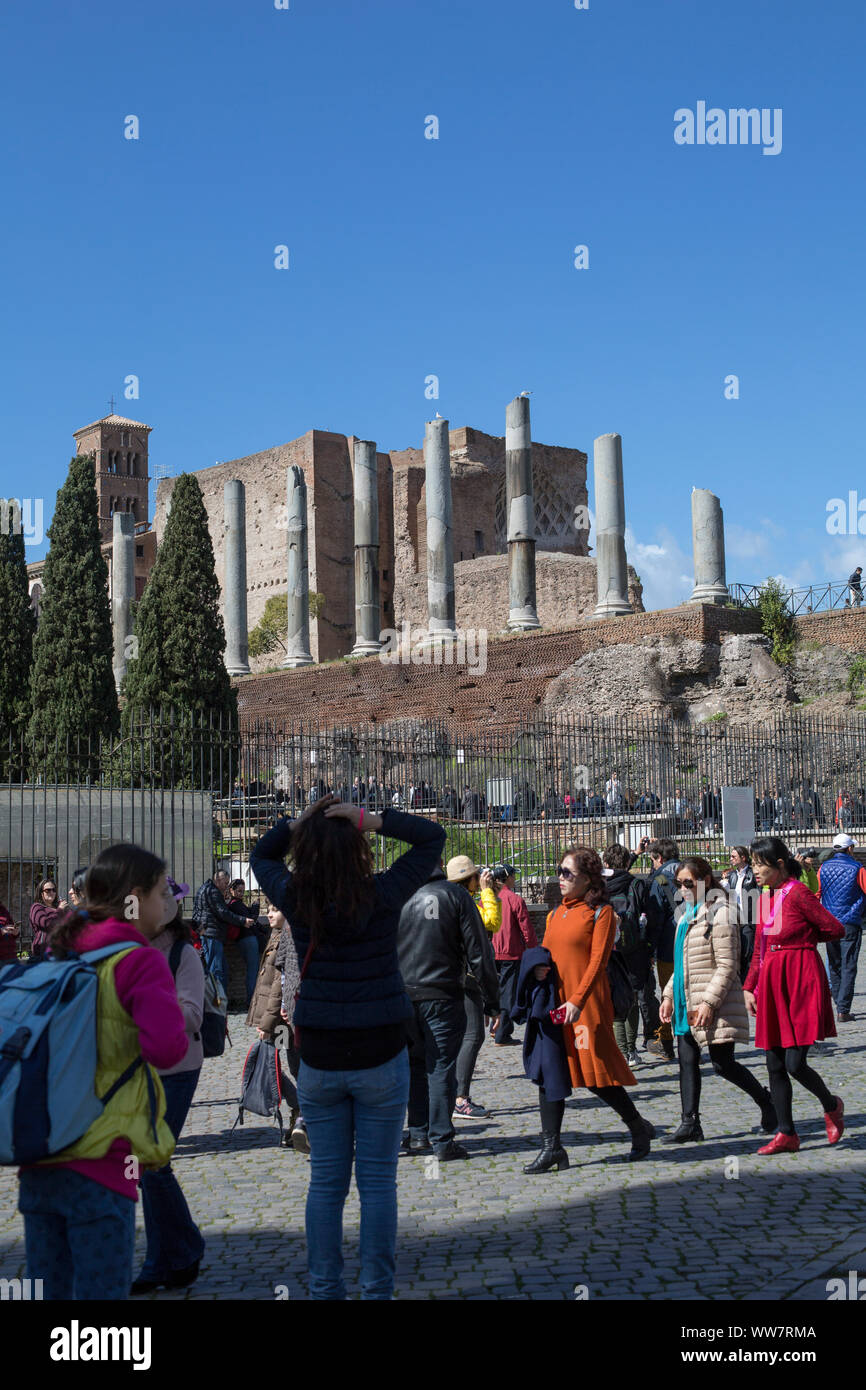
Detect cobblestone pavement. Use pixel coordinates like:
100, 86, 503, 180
3, 965, 866, 1302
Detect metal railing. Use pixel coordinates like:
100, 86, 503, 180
729, 581, 863, 615
3, 707, 866, 939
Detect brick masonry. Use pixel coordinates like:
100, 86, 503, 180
234, 602, 768, 732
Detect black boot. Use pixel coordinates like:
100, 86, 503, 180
523, 1131, 570, 1174
758, 1090, 778, 1134
628, 1116, 655, 1161
666, 1112, 704, 1143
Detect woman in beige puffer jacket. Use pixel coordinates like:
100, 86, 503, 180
660, 856, 776, 1143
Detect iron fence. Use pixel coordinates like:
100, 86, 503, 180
729, 580, 863, 615
2, 708, 866, 943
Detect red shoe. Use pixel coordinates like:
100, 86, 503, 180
825, 1096, 845, 1145
757, 1132, 800, 1155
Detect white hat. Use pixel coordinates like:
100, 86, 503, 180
833, 833, 859, 849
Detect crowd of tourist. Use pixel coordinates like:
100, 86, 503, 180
1, 806, 863, 1303
230, 771, 862, 834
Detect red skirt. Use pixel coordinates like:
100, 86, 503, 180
755, 946, 837, 1048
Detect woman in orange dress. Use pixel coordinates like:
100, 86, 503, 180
525, 846, 655, 1172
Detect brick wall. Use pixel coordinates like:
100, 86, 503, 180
793, 609, 866, 653
234, 602, 765, 732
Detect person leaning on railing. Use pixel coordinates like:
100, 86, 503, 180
0, 898, 19, 964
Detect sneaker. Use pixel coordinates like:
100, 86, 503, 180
837, 1011, 855, 1023
435, 1140, 470, 1161
626, 1051, 641, 1068
645, 1039, 674, 1061
401, 1133, 432, 1154
291, 1118, 310, 1154
453, 1098, 490, 1119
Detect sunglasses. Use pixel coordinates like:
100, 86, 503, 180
677, 878, 696, 890
557, 866, 578, 881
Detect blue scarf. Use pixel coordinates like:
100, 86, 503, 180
673, 904, 698, 1036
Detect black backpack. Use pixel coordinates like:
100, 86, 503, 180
592, 908, 634, 1022
168, 938, 229, 1059
607, 880, 643, 956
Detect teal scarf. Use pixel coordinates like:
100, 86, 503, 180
673, 904, 698, 1036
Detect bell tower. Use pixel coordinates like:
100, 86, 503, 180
72, 411, 152, 543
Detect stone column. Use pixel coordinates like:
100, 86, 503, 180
283, 464, 314, 667
506, 395, 541, 630
350, 439, 382, 655
689, 488, 729, 604
592, 432, 633, 618
424, 417, 457, 636
111, 512, 136, 690
223, 480, 250, 675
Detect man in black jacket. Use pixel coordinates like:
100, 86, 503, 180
398, 865, 500, 1161
192, 870, 254, 999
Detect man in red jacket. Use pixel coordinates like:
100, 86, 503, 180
489, 865, 537, 1045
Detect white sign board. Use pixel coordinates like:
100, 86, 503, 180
721, 786, 755, 847
486, 778, 513, 810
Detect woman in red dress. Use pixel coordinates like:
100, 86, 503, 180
743, 837, 846, 1154
526, 846, 655, 1171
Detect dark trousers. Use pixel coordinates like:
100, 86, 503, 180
765, 1046, 836, 1135
633, 970, 660, 1042
140, 1068, 206, 1281
456, 986, 485, 1097
491, 960, 521, 1043
407, 997, 466, 1151
676, 1033, 768, 1117
826, 922, 862, 1014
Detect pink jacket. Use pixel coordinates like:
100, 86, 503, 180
53, 918, 188, 1199
491, 885, 538, 960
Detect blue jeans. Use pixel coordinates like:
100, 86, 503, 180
297, 1049, 409, 1300
407, 997, 466, 1149
826, 922, 863, 1015
235, 932, 261, 1005
18, 1167, 136, 1300
140, 1069, 205, 1281
200, 936, 226, 995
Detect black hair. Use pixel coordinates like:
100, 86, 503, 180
51, 843, 166, 958
603, 844, 632, 871
648, 838, 679, 864
749, 836, 802, 881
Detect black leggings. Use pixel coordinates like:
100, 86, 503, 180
677, 1033, 768, 1115
765, 1046, 836, 1136
539, 1085, 641, 1135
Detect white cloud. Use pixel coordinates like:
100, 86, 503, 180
624, 525, 693, 611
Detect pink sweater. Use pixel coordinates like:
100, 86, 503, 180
35, 918, 188, 1199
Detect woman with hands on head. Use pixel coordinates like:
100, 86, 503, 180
523, 845, 655, 1174
249, 792, 446, 1301
659, 857, 776, 1144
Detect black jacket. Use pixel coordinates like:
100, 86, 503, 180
193, 879, 252, 942
604, 868, 652, 985
648, 860, 679, 961
397, 869, 500, 1012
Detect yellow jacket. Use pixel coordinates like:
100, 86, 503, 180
478, 887, 502, 933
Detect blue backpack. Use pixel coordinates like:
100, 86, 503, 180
0, 943, 144, 1165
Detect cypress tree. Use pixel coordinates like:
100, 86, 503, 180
122, 471, 237, 738
0, 499, 37, 776
28, 455, 119, 761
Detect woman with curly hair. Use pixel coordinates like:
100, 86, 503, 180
524, 845, 655, 1173
249, 792, 445, 1301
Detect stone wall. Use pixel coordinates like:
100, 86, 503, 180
395, 552, 644, 633
234, 602, 766, 732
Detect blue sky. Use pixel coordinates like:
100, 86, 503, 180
2, 0, 864, 609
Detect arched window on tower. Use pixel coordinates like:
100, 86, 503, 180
126, 451, 132, 474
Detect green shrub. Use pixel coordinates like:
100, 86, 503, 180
757, 578, 795, 665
